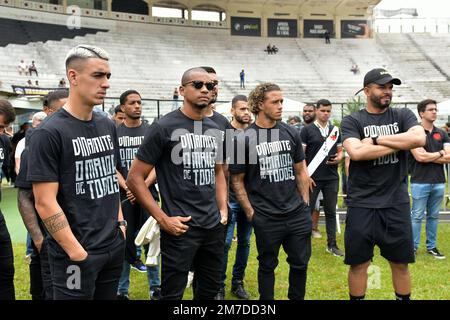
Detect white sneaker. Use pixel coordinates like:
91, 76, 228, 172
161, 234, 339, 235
186, 271, 194, 288
312, 230, 322, 239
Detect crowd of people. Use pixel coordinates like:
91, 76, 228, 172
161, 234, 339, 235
0, 45, 447, 302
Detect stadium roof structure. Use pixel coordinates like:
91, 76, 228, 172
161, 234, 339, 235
156, 0, 381, 12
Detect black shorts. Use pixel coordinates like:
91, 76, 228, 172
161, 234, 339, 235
344, 204, 415, 265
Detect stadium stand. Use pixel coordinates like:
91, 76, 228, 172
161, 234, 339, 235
1, 2, 450, 119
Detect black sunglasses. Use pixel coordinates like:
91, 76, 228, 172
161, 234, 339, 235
183, 81, 217, 91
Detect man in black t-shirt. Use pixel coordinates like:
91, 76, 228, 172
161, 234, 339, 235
219, 95, 252, 300
0, 100, 16, 300
410, 99, 449, 260
115, 89, 161, 300
16, 90, 68, 300
342, 68, 425, 300
229, 83, 311, 300
301, 99, 344, 257
301, 104, 323, 238
28, 45, 126, 300
127, 67, 228, 300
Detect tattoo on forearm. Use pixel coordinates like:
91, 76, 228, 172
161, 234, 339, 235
18, 190, 44, 243
43, 211, 69, 234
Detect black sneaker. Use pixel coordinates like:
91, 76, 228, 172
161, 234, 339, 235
326, 245, 344, 257
150, 287, 161, 300
231, 280, 249, 300
131, 260, 147, 273
427, 248, 446, 260
214, 286, 225, 300
117, 293, 129, 300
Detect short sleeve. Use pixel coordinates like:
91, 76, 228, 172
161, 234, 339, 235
442, 129, 450, 146
341, 115, 362, 142
15, 138, 26, 159
401, 108, 419, 132
135, 122, 166, 165
337, 127, 343, 146
27, 129, 61, 182
293, 129, 305, 164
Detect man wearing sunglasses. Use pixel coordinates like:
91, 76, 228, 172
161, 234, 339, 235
127, 67, 228, 300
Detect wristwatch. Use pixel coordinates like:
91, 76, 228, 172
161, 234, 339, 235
371, 134, 379, 145
118, 220, 127, 228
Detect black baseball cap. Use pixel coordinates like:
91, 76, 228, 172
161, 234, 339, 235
355, 68, 401, 95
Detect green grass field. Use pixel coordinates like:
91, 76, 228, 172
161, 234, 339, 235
2, 185, 449, 300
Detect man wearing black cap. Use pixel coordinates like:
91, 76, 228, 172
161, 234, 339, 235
342, 68, 426, 300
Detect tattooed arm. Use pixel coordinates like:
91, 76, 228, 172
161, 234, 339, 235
33, 181, 87, 261
231, 173, 254, 221
17, 189, 44, 252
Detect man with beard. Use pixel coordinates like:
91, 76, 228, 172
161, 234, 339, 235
115, 90, 161, 300
126, 67, 228, 300
218, 95, 252, 300
301, 104, 322, 238
301, 99, 344, 257
342, 68, 426, 300
230, 83, 311, 300
302, 104, 315, 126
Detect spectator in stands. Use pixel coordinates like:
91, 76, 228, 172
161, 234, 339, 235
240, 69, 245, 89
35, 80, 39, 87
0, 99, 16, 300
18, 60, 28, 76
29, 61, 38, 77
324, 30, 331, 44
272, 45, 279, 54
26, 79, 32, 87
288, 115, 303, 133
410, 99, 449, 260
171, 87, 179, 111
58, 78, 66, 88
266, 44, 273, 55
351, 65, 360, 75
113, 104, 126, 125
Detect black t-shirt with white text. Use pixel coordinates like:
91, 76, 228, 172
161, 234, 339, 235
117, 121, 159, 201
410, 126, 450, 184
27, 108, 121, 253
341, 107, 419, 208
300, 123, 342, 181
229, 122, 306, 216
136, 109, 222, 229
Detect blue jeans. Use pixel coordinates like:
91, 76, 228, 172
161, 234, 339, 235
221, 199, 252, 286
410, 183, 445, 251
117, 253, 161, 296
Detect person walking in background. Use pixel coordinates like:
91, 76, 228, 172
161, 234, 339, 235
240, 69, 245, 89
